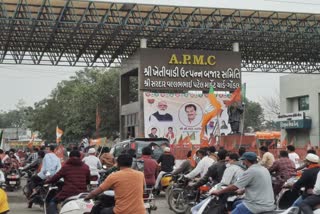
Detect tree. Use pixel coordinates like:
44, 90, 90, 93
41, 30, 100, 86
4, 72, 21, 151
28, 68, 120, 143
262, 93, 280, 121
243, 98, 265, 131
0, 99, 31, 128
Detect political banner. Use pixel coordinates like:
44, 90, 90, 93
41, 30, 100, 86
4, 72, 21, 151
144, 92, 233, 144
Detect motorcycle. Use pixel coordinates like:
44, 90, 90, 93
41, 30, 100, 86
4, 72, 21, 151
167, 176, 207, 214
91, 189, 157, 214
5, 168, 21, 191
44, 183, 94, 214
155, 172, 173, 195
88, 172, 100, 191
195, 184, 242, 214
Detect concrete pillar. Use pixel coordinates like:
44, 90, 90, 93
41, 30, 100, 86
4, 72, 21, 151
233, 42, 239, 52
140, 38, 147, 48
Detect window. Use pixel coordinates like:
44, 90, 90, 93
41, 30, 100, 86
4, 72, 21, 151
298, 96, 309, 111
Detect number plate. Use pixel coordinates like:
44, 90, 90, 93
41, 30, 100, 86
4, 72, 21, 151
9, 181, 16, 184
90, 181, 98, 185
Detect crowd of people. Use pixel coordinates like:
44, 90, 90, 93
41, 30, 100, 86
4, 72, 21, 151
1, 143, 320, 214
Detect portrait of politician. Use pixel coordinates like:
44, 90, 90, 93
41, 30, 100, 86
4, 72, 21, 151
149, 100, 173, 122
148, 127, 158, 138
180, 103, 202, 127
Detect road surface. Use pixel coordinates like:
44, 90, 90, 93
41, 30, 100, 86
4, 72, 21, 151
7, 178, 175, 214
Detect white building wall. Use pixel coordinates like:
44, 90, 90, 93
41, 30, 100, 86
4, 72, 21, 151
280, 74, 320, 147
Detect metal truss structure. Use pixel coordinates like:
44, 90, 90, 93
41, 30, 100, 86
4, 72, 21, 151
0, 0, 320, 73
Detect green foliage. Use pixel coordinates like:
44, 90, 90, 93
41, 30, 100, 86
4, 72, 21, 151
0, 99, 32, 128
243, 98, 265, 131
28, 68, 120, 143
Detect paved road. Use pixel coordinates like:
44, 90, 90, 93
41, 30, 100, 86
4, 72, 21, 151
7, 178, 175, 214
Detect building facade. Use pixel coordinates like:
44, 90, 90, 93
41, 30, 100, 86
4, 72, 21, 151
280, 75, 320, 147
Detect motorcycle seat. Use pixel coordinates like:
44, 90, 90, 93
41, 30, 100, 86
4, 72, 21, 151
61, 193, 89, 207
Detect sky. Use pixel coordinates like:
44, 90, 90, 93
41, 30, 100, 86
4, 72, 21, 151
0, 0, 315, 111
0, 63, 283, 111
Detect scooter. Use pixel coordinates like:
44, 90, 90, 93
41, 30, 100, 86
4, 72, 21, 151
88, 172, 99, 191
90, 189, 156, 214
5, 168, 21, 191
59, 193, 94, 214
43, 184, 94, 214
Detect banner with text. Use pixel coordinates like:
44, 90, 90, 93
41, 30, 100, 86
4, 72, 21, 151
144, 92, 233, 144
140, 49, 241, 91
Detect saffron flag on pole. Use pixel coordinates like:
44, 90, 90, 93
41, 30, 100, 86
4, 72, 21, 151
56, 126, 63, 144
27, 134, 36, 149
54, 144, 65, 163
223, 87, 241, 107
96, 105, 101, 132
200, 86, 222, 140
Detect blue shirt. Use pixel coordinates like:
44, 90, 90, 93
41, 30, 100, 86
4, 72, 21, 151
38, 152, 61, 179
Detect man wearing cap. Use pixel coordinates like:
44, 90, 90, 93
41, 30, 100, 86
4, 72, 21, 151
289, 153, 320, 206
82, 148, 102, 177
211, 152, 276, 214
154, 147, 175, 190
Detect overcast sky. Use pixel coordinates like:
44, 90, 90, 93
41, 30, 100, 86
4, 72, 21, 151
0, 64, 283, 111
0, 0, 315, 111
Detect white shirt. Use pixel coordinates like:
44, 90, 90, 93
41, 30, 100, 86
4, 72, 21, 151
313, 171, 320, 195
288, 152, 300, 168
83, 155, 102, 175
185, 156, 215, 179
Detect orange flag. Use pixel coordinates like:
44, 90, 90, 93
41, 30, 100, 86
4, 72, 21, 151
56, 126, 63, 144
200, 86, 222, 139
27, 134, 36, 149
96, 105, 101, 132
54, 144, 65, 163
224, 87, 241, 107
90, 138, 102, 146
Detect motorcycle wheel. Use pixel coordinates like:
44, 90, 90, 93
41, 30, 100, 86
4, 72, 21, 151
168, 189, 189, 214
165, 184, 174, 202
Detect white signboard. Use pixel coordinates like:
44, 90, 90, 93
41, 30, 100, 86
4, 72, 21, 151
277, 112, 305, 122
144, 92, 232, 144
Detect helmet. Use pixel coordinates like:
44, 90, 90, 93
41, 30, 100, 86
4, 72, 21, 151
161, 175, 172, 187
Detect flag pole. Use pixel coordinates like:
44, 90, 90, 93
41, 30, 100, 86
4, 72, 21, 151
239, 83, 246, 147
239, 104, 246, 147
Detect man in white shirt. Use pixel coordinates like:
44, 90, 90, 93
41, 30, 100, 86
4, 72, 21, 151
185, 147, 217, 179
287, 145, 300, 168
83, 148, 102, 176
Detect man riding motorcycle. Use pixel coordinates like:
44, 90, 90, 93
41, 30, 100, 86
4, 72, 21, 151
45, 150, 90, 214
85, 153, 146, 214
287, 153, 320, 206
299, 170, 320, 214
29, 145, 61, 196
185, 147, 217, 180
211, 152, 276, 214
269, 150, 296, 195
